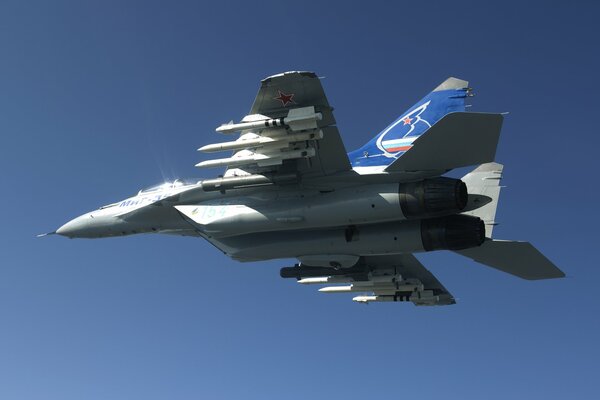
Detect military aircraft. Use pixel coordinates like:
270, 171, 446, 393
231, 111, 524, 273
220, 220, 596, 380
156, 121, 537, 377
46, 71, 565, 305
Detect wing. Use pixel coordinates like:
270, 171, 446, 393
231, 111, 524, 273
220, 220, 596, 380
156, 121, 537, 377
250, 71, 335, 123
197, 71, 351, 181
285, 254, 455, 306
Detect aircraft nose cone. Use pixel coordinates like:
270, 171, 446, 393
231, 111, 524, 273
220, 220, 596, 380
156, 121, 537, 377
56, 216, 87, 238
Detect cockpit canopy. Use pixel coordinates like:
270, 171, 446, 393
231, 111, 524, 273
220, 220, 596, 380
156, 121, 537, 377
138, 178, 200, 195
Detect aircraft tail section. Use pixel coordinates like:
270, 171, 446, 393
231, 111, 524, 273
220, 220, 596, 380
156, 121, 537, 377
461, 162, 504, 238
349, 77, 471, 168
383, 112, 503, 173
455, 162, 564, 280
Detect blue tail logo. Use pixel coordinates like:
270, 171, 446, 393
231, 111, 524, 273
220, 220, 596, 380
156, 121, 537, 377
349, 77, 470, 168
376, 100, 431, 156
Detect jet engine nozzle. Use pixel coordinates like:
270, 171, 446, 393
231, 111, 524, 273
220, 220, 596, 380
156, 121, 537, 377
421, 215, 485, 251
399, 177, 468, 219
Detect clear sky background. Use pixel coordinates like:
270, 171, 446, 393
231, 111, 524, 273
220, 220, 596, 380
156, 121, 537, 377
1, 1, 598, 399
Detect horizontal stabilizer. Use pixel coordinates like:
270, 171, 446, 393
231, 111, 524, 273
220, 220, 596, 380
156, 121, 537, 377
385, 112, 503, 172
456, 240, 565, 280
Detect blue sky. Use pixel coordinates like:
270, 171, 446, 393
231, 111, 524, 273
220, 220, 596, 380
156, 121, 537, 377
1, 1, 598, 398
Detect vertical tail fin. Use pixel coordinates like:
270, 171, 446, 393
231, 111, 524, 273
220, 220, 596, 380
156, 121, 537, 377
461, 162, 503, 238
349, 77, 471, 168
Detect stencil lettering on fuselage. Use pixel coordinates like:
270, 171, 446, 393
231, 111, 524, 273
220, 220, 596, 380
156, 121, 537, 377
188, 205, 256, 225
119, 194, 167, 208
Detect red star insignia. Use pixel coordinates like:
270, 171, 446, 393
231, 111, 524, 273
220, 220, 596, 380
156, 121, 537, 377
402, 116, 412, 125
274, 90, 295, 106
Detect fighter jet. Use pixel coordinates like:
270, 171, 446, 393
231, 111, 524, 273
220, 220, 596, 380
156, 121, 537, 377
47, 71, 565, 305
